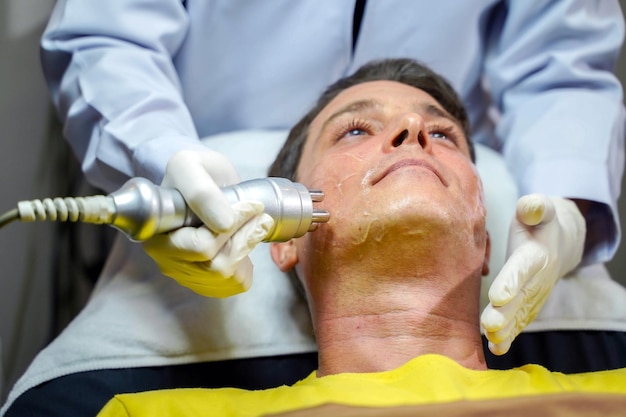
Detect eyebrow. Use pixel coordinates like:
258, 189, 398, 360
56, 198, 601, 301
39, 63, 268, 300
422, 103, 459, 127
319, 98, 461, 136
319, 99, 381, 135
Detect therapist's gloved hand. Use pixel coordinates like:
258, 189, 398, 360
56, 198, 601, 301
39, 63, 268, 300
481, 194, 586, 355
142, 150, 274, 298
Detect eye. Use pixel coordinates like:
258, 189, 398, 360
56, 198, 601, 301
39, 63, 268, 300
431, 130, 450, 140
333, 119, 375, 141
345, 128, 368, 137
428, 124, 458, 145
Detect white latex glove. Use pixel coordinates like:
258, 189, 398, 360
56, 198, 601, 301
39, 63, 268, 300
481, 194, 586, 355
142, 150, 274, 298
162, 150, 241, 233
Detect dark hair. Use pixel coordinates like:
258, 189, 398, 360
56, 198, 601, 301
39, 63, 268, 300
268, 58, 474, 180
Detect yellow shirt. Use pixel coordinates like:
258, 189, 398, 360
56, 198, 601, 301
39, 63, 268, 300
97, 354, 626, 417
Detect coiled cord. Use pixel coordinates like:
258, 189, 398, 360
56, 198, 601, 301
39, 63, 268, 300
16, 195, 114, 224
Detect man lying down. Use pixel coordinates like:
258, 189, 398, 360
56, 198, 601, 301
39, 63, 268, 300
97, 58, 626, 417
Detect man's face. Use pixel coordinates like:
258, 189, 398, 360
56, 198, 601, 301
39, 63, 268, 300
275, 80, 488, 282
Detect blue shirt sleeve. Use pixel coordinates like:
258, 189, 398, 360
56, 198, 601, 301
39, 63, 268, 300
483, 0, 626, 264
40, 0, 210, 193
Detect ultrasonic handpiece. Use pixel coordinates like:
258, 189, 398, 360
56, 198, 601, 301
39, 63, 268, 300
13, 177, 330, 242
218, 178, 329, 241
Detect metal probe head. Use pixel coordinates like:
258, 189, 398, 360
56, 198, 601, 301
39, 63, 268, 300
217, 177, 329, 241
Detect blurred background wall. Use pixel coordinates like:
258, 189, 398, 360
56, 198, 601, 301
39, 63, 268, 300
0, 0, 109, 401
1, 0, 626, 403
0, 0, 57, 401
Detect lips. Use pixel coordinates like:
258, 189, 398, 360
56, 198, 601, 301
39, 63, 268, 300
372, 159, 448, 186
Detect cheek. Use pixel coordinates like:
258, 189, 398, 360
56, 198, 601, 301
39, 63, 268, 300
463, 166, 487, 217
442, 153, 484, 213
300, 151, 369, 200
299, 151, 376, 250
456, 167, 488, 248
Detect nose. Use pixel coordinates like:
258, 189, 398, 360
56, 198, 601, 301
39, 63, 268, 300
385, 113, 431, 152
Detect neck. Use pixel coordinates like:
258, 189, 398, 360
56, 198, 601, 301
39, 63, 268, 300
309, 265, 487, 376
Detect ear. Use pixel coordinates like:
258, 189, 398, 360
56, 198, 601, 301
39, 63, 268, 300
481, 231, 491, 277
270, 240, 299, 272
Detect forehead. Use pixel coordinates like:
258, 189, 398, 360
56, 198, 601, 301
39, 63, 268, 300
310, 80, 459, 134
